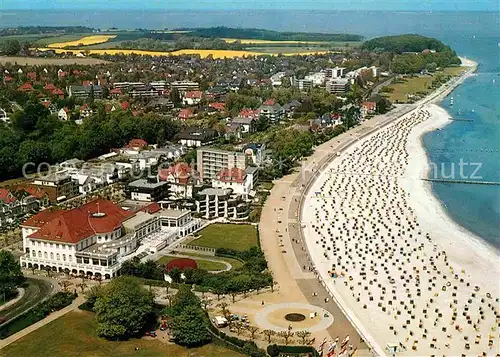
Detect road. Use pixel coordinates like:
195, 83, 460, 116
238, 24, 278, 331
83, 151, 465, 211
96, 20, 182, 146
0, 277, 58, 323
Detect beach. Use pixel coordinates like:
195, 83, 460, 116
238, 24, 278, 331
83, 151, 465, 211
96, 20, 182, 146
300, 59, 499, 356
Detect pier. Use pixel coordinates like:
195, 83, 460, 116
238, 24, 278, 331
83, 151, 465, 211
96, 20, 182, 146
423, 178, 500, 186
448, 118, 473, 122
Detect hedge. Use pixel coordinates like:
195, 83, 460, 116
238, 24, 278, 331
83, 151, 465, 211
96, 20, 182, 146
267, 344, 321, 357
0, 291, 77, 339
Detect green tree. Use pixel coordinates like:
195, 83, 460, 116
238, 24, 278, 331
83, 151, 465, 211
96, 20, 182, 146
1, 39, 21, 55
166, 285, 211, 347
0, 251, 23, 301
94, 276, 154, 340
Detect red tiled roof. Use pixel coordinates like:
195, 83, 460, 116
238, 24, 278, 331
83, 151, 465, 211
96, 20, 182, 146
41, 100, 52, 108
58, 71, 66, 77
82, 80, 92, 86
362, 101, 377, 111
263, 98, 275, 105
22, 209, 66, 228
139, 202, 161, 214
0, 189, 17, 204
18, 83, 34, 92
120, 101, 130, 110
27, 199, 133, 244
27, 72, 37, 79
52, 88, 64, 96
185, 90, 202, 99
80, 103, 89, 112
23, 186, 49, 199
110, 88, 122, 94
216, 167, 246, 184
127, 138, 147, 148
209, 102, 225, 111
239, 108, 260, 119
44, 83, 56, 91
159, 163, 194, 184
178, 108, 194, 120
4, 76, 13, 82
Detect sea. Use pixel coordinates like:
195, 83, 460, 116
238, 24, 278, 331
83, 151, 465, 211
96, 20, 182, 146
1, 10, 499, 248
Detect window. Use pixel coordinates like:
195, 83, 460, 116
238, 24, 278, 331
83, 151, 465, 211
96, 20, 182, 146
44, 242, 47, 247
50, 243, 53, 248
56, 244, 60, 249
38, 251, 41, 257
38, 241, 41, 246
44, 252, 48, 259
68, 255, 72, 262
50, 252, 54, 259
63, 254, 66, 261
32, 250, 36, 257
56, 253, 60, 261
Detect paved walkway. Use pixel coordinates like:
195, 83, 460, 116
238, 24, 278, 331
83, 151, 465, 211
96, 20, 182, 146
254, 302, 334, 333
0, 288, 25, 312
0, 294, 85, 350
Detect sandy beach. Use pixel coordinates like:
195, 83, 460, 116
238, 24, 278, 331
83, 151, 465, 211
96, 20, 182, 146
300, 58, 499, 356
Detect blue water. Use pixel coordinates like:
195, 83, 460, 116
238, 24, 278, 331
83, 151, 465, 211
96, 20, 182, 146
1, 10, 499, 248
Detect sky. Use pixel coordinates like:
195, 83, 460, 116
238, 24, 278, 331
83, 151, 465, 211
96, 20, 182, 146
1, 0, 498, 11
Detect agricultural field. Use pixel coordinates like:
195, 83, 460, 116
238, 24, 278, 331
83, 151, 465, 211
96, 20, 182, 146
36, 47, 331, 58
1, 310, 242, 357
190, 223, 258, 251
47, 35, 117, 48
222, 38, 329, 44
156, 255, 227, 271
0, 56, 109, 65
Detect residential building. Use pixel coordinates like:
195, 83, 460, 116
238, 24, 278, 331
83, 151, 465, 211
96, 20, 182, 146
297, 79, 313, 91
178, 108, 194, 121
156, 208, 201, 237
361, 101, 377, 117
182, 91, 203, 105
282, 100, 302, 118
270, 72, 286, 86
29, 172, 78, 202
127, 176, 169, 202
326, 78, 351, 94
158, 162, 200, 200
326, 67, 346, 78
304, 72, 326, 86
170, 81, 199, 93
258, 99, 285, 122
0, 189, 43, 228
67, 84, 103, 99
243, 143, 267, 166
178, 127, 218, 148
57, 108, 70, 121
196, 148, 246, 182
212, 167, 254, 198
60, 158, 85, 170
229, 116, 255, 134
193, 188, 250, 220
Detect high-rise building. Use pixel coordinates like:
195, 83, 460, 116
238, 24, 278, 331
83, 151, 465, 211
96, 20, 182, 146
196, 148, 246, 182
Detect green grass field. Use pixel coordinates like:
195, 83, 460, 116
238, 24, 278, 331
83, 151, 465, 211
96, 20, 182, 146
156, 255, 227, 271
2, 310, 242, 357
383, 75, 434, 103
34, 33, 93, 46
171, 252, 245, 269
190, 224, 258, 251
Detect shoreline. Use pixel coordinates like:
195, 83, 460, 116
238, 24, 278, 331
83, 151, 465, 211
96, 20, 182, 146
299, 57, 500, 356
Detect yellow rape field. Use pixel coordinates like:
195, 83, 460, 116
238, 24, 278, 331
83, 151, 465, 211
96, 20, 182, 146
47, 35, 117, 48
37, 47, 330, 58
222, 38, 328, 44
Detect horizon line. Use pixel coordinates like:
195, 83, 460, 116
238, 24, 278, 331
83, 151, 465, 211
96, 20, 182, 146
0, 8, 497, 12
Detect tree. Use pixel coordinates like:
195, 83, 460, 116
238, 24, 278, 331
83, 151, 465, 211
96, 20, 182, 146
262, 329, 276, 344
0, 251, 23, 301
58, 280, 72, 292
296, 330, 311, 344
217, 301, 229, 315
246, 325, 260, 340
94, 276, 154, 340
166, 285, 211, 347
1, 39, 21, 55
278, 330, 294, 345
231, 321, 245, 336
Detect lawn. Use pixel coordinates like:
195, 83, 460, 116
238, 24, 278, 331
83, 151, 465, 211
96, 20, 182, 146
190, 224, 258, 251
171, 252, 244, 269
156, 255, 227, 271
2, 310, 242, 357
383, 75, 434, 103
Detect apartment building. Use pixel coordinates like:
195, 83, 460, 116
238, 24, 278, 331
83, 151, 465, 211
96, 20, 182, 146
196, 148, 246, 182
326, 78, 351, 94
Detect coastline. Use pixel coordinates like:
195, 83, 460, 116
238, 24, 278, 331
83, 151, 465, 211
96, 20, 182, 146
299, 57, 500, 356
